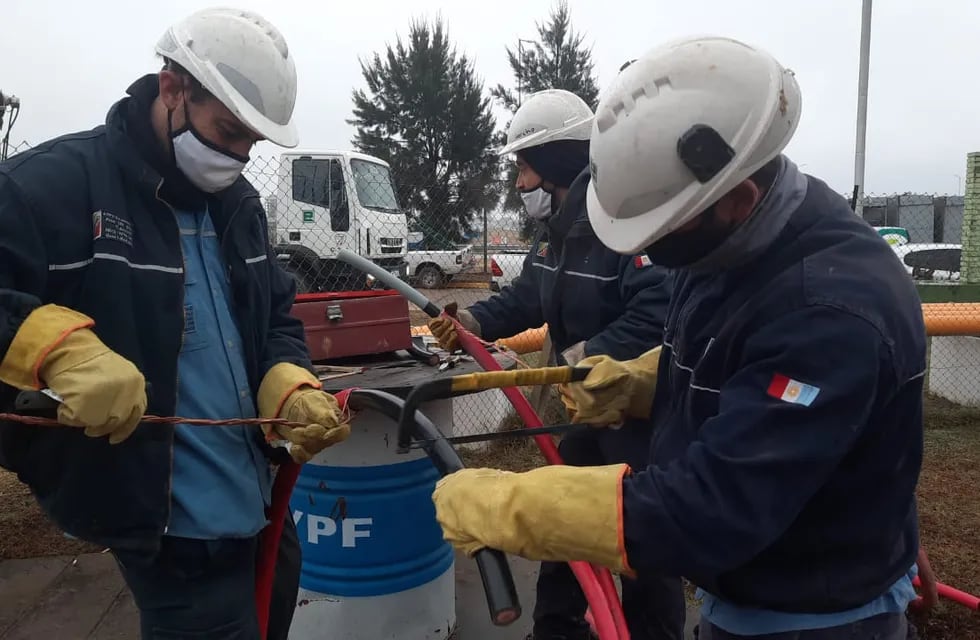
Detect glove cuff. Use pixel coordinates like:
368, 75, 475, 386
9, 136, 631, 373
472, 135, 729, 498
258, 362, 322, 418
626, 345, 663, 420
635, 345, 663, 367
0, 304, 95, 390
524, 463, 635, 576
456, 309, 481, 336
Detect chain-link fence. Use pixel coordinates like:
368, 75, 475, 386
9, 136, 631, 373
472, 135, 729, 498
4, 139, 980, 445
3, 140, 30, 161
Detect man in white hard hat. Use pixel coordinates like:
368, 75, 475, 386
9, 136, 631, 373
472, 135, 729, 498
0, 8, 347, 639
430, 36, 928, 639
428, 88, 681, 640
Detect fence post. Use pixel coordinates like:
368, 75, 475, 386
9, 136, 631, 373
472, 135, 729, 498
885, 195, 901, 228
961, 153, 980, 283
933, 196, 946, 244
482, 207, 488, 275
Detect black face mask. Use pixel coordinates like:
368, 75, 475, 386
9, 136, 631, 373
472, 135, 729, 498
644, 206, 735, 268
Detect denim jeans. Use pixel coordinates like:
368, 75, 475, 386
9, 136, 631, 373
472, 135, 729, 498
698, 612, 908, 639
112, 512, 300, 640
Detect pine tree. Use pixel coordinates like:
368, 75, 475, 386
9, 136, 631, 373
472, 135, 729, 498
348, 18, 501, 249
491, 1, 600, 240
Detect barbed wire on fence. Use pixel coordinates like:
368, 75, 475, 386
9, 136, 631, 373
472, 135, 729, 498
5, 140, 980, 438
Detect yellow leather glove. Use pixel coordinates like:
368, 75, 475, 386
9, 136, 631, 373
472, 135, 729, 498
427, 303, 481, 352
433, 463, 635, 576
0, 304, 147, 444
559, 345, 662, 426
257, 362, 350, 463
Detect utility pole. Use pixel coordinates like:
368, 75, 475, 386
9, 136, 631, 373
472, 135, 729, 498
852, 0, 873, 217
516, 38, 536, 107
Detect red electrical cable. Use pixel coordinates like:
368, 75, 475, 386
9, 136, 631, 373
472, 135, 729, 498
254, 389, 355, 640
452, 317, 630, 640
911, 575, 980, 612
254, 459, 301, 639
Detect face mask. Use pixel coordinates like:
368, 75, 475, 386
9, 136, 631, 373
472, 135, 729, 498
520, 189, 553, 220
644, 206, 734, 268
169, 101, 249, 193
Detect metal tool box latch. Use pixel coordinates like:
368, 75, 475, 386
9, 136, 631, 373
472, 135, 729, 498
326, 303, 343, 322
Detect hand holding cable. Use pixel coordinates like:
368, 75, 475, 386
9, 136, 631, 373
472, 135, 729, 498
0, 304, 146, 444
2, 328, 350, 461
427, 302, 481, 352
559, 345, 663, 426
433, 463, 635, 577
257, 362, 350, 463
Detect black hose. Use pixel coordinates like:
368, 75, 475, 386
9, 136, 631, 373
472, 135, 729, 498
396, 379, 454, 452
347, 389, 522, 626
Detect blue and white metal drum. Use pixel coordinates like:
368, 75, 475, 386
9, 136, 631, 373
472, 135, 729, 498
287, 400, 456, 640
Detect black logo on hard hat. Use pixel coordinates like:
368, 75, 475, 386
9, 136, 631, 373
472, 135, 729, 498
677, 124, 735, 184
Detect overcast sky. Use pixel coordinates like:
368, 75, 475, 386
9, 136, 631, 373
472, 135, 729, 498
2, 0, 976, 196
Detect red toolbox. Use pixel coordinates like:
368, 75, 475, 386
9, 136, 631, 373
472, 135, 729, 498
290, 290, 413, 362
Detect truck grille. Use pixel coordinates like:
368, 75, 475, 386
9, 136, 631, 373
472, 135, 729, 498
379, 237, 404, 254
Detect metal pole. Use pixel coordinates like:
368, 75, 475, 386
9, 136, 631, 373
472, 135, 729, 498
517, 40, 524, 107
853, 0, 873, 217
483, 207, 489, 276
516, 38, 535, 107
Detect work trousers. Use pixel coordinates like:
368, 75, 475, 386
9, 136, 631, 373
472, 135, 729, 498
112, 512, 301, 640
532, 423, 687, 640
698, 612, 909, 639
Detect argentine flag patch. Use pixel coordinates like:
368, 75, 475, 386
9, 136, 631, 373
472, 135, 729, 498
767, 373, 820, 406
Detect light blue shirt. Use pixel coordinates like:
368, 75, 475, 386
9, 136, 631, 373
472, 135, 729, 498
697, 564, 918, 635
166, 205, 272, 539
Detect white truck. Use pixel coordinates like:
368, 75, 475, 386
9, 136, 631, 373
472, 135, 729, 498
406, 246, 479, 289
267, 150, 409, 292
487, 246, 529, 291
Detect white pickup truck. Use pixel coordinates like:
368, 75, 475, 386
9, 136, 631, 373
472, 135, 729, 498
487, 246, 529, 291
405, 246, 479, 289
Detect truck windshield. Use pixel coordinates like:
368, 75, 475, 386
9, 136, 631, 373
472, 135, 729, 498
350, 159, 401, 213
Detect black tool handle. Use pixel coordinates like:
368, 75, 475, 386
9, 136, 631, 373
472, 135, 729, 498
346, 389, 522, 626
14, 390, 62, 414
14, 383, 155, 417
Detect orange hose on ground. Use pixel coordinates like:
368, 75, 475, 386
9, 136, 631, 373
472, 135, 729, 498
412, 324, 548, 354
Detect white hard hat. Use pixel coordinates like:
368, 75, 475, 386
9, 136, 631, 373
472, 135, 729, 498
498, 89, 594, 156
586, 36, 802, 255
156, 7, 299, 148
